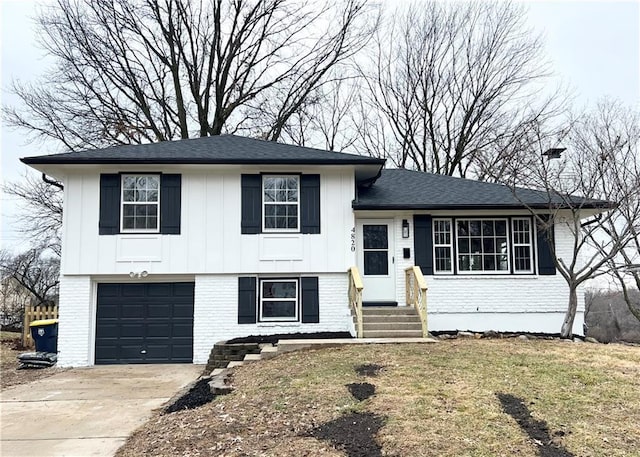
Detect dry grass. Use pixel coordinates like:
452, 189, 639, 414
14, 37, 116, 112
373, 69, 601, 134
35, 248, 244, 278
0, 330, 58, 389
117, 339, 640, 457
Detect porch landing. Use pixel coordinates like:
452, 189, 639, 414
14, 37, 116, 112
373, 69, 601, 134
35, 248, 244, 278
276, 337, 437, 354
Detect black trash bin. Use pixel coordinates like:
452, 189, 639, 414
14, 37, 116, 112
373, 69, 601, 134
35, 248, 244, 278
30, 319, 59, 353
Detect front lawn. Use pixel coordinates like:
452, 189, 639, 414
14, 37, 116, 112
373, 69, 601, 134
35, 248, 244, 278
117, 339, 640, 457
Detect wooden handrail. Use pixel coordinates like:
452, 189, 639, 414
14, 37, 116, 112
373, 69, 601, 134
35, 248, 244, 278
405, 266, 428, 338
348, 266, 364, 338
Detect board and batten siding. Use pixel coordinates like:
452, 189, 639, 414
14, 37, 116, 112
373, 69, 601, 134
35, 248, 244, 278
60, 167, 357, 276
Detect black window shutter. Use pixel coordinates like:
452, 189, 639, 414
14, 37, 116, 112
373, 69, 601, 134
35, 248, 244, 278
537, 215, 556, 275
99, 174, 121, 235
301, 277, 319, 323
238, 277, 257, 324
241, 175, 262, 234
160, 174, 181, 234
414, 215, 433, 275
300, 174, 320, 234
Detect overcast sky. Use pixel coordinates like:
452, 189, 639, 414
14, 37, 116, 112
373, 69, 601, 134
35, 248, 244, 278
1, 0, 639, 251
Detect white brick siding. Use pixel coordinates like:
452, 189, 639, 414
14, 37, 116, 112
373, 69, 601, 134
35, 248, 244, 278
391, 217, 585, 335
57, 276, 93, 367
193, 273, 352, 364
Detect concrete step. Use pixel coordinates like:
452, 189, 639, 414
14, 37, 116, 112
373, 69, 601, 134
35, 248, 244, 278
361, 306, 418, 316
363, 322, 423, 331
260, 345, 279, 360
227, 361, 245, 368
359, 314, 422, 323
362, 329, 425, 338
243, 353, 262, 362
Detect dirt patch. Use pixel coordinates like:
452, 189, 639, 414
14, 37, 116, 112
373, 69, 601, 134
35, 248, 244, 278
354, 363, 384, 377
347, 382, 376, 401
1, 332, 58, 390
497, 393, 574, 457
165, 378, 215, 413
226, 331, 352, 344
306, 412, 386, 457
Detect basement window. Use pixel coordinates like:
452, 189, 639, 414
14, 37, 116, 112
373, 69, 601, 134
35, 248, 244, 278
259, 279, 299, 321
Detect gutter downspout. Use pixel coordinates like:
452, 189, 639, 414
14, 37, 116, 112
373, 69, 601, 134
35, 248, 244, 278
42, 173, 64, 190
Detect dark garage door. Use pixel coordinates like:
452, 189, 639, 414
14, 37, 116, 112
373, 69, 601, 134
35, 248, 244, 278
96, 282, 194, 364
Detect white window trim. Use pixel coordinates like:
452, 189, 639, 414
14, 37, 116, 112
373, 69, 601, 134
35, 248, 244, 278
262, 175, 301, 233
259, 278, 299, 322
512, 217, 534, 274
432, 218, 454, 274
455, 218, 511, 275
120, 174, 161, 234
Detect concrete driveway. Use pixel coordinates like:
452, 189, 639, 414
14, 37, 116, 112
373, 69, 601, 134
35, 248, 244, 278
0, 364, 203, 457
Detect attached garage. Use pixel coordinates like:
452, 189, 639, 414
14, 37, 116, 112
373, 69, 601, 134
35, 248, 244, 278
95, 282, 194, 364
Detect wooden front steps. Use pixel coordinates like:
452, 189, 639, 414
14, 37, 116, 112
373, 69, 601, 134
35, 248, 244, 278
359, 306, 424, 338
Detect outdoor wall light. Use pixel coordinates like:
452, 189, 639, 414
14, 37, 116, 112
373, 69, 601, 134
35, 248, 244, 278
402, 219, 410, 238
129, 270, 149, 278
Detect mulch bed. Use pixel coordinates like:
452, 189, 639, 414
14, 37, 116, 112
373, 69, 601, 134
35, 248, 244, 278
354, 363, 385, 377
347, 382, 376, 401
226, 331, 352, 344
165, 378, 215, 413
497, 393, 575, 457
305, 411, 386, 457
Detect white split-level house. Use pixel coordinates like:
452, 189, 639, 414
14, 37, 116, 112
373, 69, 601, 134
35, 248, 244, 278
21, 135, 610, 367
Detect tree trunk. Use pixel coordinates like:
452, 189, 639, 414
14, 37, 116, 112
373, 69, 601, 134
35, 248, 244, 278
560, 285, 579, 338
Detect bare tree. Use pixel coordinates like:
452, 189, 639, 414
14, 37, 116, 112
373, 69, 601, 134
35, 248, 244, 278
0, 276, 33, 329
0, 249, 60, 312
357, 0, 566, 179
509, 100, 640, 338
572, 101, 640, 322
3, 173, 63, 258
4, 0, 374, 151
278, 74, 364, 151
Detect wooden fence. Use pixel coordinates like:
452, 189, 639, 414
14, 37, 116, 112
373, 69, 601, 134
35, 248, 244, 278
22, 304, 59, 348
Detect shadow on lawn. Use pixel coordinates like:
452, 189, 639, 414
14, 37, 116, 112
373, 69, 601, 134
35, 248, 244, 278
497, 393, 575, 457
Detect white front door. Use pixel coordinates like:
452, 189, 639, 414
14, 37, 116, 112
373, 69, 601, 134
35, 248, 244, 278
357, 220, 396, 303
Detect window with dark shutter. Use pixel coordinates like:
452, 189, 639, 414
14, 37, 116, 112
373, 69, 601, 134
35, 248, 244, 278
300, 174, 320, 234
301, 277, 319, 323
99, 173, 181, 235
536, 215, 557, 275
414, 215, 433, 275
99, 174, 121, 235
238, 277, 257, 324
241, 175, 262, 234
160, 174, 181, 234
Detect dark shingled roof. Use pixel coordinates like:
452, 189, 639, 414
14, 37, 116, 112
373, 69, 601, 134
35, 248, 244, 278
20, 134, 385, 166
354, 168, 613, 210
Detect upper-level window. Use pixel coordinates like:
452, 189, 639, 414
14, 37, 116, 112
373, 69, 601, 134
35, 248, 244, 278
121, 175, 160, 232
263, 175, 299, 231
